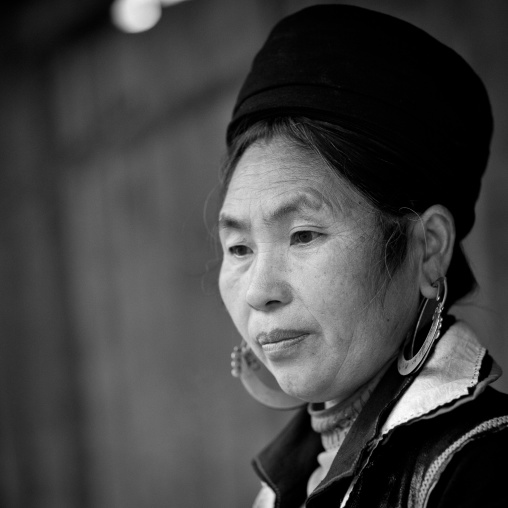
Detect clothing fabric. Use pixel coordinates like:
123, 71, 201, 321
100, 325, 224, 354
251, 321, 508, 507
227, 5, 493, 241
308, 365, 383, 449
306, 362, 389, 496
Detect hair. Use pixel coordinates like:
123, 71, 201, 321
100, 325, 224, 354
219, 116, 477, 309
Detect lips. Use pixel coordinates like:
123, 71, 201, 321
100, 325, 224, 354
257, 328, 309, 346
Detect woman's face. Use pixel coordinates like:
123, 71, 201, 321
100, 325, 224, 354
219, 137, 420, 403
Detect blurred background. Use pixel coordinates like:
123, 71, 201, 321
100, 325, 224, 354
1, 0, 507, 506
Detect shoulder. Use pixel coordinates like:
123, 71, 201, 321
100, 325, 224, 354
410, 387, 508, 508
357, 387, 508, 508
426, 418, 508, 508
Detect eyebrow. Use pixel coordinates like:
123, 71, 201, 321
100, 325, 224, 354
218, 214, 251, 232
218, 190, 333, 233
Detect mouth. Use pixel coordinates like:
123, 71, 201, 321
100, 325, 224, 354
257, 328, 309, 352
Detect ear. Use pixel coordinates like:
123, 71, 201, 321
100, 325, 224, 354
412, 205, 455, 299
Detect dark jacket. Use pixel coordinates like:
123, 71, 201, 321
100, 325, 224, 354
252, 322, 508, 507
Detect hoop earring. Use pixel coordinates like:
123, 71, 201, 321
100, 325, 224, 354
231, 341, 305, 410
397, 276, 448, 376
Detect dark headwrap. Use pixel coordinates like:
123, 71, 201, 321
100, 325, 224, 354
226, 4, 493, 240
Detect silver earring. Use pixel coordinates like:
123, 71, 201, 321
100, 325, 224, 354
398, 276, 448, 376
231, 341, 305, 410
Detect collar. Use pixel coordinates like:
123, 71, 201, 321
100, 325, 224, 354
380, 320, 501, 436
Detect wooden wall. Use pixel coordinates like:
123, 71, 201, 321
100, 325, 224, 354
1, 1, 508, 507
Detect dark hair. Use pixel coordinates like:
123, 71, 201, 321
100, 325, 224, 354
220, 116, 476, 309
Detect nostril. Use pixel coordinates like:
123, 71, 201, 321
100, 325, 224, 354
247, 297, 282, 311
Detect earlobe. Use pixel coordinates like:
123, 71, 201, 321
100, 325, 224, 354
415, 205, 455, 299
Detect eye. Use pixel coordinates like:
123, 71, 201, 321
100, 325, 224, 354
290, 230, 321, 245
228, 245, 252, 258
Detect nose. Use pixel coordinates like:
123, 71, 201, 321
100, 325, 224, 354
245, 252, 292, 311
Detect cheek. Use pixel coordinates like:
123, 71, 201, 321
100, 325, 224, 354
218, 264, 233, 310
219, 264, 245, 326
296, 246, 370, 315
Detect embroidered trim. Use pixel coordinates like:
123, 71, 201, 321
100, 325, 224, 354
415, 415, 508, 508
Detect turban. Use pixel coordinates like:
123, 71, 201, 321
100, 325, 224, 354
226, 4, 493, 240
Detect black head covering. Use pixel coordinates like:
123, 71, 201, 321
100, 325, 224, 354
226, 4, 493, 240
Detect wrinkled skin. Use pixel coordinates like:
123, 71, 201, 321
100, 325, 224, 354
219, 137, 421, 404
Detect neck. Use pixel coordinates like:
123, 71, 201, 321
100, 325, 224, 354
308, 359, 393, 450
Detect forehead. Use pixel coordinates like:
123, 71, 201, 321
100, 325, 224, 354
222, 137, 350, 214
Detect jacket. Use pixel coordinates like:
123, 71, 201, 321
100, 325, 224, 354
252, 321, 508, 507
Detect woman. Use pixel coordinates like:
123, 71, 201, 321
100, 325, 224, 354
218, 5, 508, 507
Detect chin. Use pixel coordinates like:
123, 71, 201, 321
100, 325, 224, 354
275, 370, 333, 404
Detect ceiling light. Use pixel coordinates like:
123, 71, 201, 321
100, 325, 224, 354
111, 0, 162, 34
